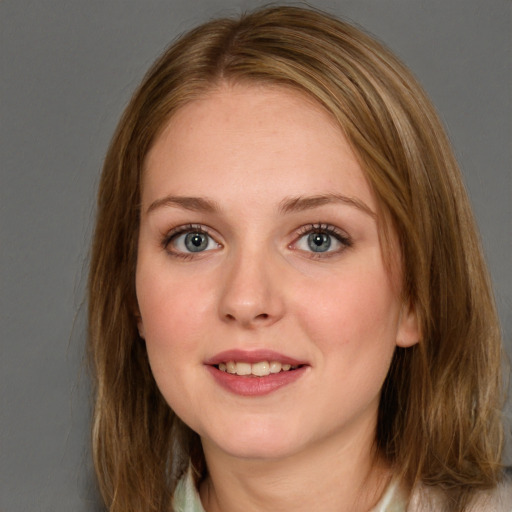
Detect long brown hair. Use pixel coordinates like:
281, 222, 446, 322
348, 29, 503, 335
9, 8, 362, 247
88, 6, 504, 511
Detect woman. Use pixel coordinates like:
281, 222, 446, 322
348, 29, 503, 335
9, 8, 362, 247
88, 6, 510, 511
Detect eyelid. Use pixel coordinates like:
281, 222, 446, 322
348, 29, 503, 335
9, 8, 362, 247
160, 222, 351, 259
295, 223, 349, 238
291, 223, 352, 256
162, 223, 207, 245
162, 224, 221, 256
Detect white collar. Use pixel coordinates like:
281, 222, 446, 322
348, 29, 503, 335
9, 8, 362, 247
174, 468, 406, 512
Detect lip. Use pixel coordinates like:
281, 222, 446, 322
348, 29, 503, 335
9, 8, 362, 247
206, 365, 308, 396
204, 349, 309, 397
204, 349, 306, 366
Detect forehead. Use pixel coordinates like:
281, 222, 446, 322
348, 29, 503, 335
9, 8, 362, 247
142, 82, 375, 212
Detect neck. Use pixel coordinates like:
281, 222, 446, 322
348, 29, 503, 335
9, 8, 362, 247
199, 420, 392, 512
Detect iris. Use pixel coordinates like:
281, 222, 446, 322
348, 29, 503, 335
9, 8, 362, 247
185, 232, 209, 252
308, 233, 331, 252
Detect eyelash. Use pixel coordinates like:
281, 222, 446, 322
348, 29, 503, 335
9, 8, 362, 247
162, 224, 218, 260
293, 223, 353, 257
161, 223, 352, 259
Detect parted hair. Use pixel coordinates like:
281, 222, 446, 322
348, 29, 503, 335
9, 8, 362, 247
88, 5, 504, 512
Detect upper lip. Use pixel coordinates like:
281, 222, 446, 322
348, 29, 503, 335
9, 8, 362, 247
204, 349, 307, 366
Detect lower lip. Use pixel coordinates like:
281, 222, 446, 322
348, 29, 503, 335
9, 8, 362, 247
206, 365, 307, 396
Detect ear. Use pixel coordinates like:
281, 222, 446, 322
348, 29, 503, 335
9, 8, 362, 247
137, 321, 145, 339
396, 302, 420, 348
134, 310, 145, 339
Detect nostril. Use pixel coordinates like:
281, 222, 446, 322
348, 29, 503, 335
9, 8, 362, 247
223, 312, 270, 324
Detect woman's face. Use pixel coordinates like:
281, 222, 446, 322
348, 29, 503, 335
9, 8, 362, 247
136, 83, 418, 461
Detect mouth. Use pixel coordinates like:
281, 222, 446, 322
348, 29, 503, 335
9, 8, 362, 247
204, 350, 308, 395
205, 349, 307, 374
215, 361, 303, 377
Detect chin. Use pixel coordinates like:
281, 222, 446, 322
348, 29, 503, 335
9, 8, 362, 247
212, 441, 300, 461
201, 422, 307, 461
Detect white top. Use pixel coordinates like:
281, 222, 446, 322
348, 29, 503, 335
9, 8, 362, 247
173, 467, 512, 512
172, 468, 406, 512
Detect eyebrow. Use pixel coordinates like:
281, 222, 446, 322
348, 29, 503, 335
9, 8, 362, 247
279, 194, 376, 218
146, 195, 220, 215
146, 193, 375, 218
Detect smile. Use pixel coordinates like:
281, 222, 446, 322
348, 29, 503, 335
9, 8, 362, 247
217, 361, 300, 376
205, 350, 308, 396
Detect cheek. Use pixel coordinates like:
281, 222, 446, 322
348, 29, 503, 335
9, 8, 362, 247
135, 270, 210, 413
136, 259, 213, 346
296, 263, 400, 416
135, 264, 212, 414
294, 258, 401, 355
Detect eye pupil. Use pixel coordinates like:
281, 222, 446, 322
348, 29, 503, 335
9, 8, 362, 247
308, 232, 331, 252
185, 232, 208, 252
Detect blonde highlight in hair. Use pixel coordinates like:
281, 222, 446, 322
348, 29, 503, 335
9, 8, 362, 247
88, 6, 504, 511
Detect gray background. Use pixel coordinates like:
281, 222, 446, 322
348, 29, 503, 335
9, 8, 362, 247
1, 1, 510, 510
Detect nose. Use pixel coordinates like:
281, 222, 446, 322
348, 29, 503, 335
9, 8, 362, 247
218, 247, 285, 329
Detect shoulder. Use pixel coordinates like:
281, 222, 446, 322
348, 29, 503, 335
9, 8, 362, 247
469, 477, 512, 512
408, 474, 512, 512
173, 467, 205, 512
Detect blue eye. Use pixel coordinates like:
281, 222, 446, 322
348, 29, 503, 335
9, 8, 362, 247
307, 232, 332, 252
165, 226, 219, 255
294, 224, 351, 255
183, 232, 209, 252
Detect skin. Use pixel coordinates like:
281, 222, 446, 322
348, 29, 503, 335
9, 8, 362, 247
136, 83, 419, 512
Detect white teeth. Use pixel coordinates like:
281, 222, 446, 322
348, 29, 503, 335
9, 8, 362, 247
218, 360, 299, 376
251, 361, 270, 376
269, 361, 282, 373
235, 362, 251, 375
